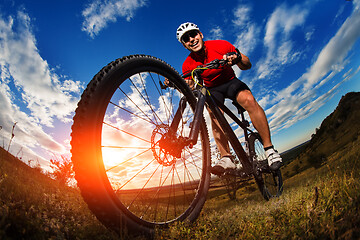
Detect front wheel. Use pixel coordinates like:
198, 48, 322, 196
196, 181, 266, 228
71, 55, 211, 236
248, 133, 283, 200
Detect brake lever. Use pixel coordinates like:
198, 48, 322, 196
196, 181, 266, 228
220, 59, 228, 66
160, 80, 176, 89
159, 80, 168, 89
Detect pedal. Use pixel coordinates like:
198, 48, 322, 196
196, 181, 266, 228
211, 167, 237, 177
257, 160, 269, 171
224, 168, 238, 176
256, 160, 282, 173
210, 166, 226, 176
224, 168, 249, 178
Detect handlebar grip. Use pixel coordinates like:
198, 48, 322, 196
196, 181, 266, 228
225, 49, 242, 65
225, 52, 237, 57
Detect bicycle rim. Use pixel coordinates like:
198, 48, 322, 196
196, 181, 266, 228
71, 55, 211, 234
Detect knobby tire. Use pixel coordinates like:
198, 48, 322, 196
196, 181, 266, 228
71, 55, 211, 237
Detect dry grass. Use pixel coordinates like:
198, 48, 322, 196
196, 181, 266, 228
0, 147, 118, 239
0, 135, 359, 239
156, 136, 360, 239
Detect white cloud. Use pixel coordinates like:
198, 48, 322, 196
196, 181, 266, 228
82, 0, 147, 38
304, 9, 360, 89
356, 0, 360, 10
230, 4, 260, 80
305, 28, 315, 41
208, 26, 223, 40
0, 11, 82, 166
233, 6, 251, 25
232, 5, 260, 55
264, 2, 360, 133
256, 3, 309, 80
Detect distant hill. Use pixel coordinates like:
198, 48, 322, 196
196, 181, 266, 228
280, 91, 360, 171
280, 140, 310, 164
308, 92, 360, 156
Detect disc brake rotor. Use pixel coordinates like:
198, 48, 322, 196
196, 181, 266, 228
151, 124, 177, 166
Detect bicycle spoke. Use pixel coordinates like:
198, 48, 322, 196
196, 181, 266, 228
72, 55, 210, 232
128, 75, 164, 126
127, 162, 162, 209
174, 163, 193, 205
137, 164, 178, 221
118, 157, 156, 191
102, 145, 149, 149
181, 158, 201, 191
102, 122, 151, 144
99, 65, 208, 224
153, 165, 164, 221
140, 165, 165, 221
183, 148, 203, 176
149, 73, 174, 123
109, 100, 154, 125
105, 148, 151, 172
138, 73, 164, 125
118, 87, 157, 126
165, 164, 176, 221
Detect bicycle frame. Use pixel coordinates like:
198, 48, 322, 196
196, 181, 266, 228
168, 73, 255, 175
71, 54, 283, 235
206, 92, 253, 173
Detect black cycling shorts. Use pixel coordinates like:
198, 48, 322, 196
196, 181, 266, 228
207, 77, 250, 104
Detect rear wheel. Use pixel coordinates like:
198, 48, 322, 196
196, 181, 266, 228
248, 133, 283, 200
71, 55, 211, 236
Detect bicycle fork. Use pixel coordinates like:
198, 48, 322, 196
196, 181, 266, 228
188, 87, 207, 145
159, 86, 252, 174
157, 87, 207, 159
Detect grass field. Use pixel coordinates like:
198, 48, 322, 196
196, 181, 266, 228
1, 92, 359, 239
0, 147, 118, 239
157, 135, 360, 239
1, 134, 359, 239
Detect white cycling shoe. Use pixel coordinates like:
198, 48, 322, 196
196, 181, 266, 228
265, 148, 282, 171
211, 156, 236, 175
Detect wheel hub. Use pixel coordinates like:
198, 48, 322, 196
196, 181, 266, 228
151, 124, 188, 166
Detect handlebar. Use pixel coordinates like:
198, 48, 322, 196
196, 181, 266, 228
181, 58, 228, 78
160, 58, 229, 90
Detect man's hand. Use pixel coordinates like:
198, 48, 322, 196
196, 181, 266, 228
164, 78, 170, 86
164, 78, 195, 90
185, 78, 195, 90
223, 51, 242, 66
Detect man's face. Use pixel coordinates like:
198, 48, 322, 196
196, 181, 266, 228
181, 30, 204, 53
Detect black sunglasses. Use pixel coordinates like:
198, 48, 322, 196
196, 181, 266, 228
181, 30, 199, 43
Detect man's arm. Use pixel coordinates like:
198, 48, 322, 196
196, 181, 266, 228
237, 52, 251, 70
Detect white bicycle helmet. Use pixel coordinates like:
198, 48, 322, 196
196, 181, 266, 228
176, 22, 200, 42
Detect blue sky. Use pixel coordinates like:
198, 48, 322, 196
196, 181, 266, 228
1, 0, 360, 170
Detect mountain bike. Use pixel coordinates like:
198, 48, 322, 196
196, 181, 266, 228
71, 54, 283, 237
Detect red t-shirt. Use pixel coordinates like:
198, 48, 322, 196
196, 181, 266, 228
182, 40, 236, 87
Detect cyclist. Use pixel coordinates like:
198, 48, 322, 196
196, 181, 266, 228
176, 22, 282, 174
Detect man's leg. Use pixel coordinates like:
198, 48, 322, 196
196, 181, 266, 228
236, 90, 271, 147
236, 90, 282, 170
208, 109, 231, 158
208, 108, 236, 175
